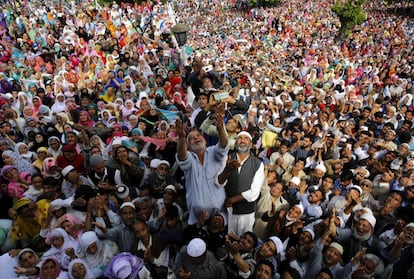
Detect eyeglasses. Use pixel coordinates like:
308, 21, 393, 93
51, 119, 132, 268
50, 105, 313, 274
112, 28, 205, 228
360, 183, 371, 188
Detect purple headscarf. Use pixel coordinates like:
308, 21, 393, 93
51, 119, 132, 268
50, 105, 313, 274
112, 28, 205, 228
103, 252, 143, 279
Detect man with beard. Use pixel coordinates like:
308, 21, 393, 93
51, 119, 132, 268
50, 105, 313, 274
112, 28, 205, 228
385, 223, 414, 279
330, 213, 386, 263
222, 231, 258, 278
296, 181, 325, 222
342, 250, 385, 279
176, 112, 229, 225
142, 160, 176, 199
94, 202, 137, 252
304, 233, 344, 279
218, 131, 264, 235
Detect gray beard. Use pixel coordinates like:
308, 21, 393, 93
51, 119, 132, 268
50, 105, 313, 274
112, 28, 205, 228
189, 142, 206, 153
237, 146, 250, 154
354, 228, 371, 242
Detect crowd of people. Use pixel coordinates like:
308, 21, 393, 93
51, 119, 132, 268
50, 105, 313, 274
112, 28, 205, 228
0, 0, 413, 278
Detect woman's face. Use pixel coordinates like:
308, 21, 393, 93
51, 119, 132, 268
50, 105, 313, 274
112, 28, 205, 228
86, 242, 98, 255
35, 134, 44, 143
71, 262, 87, 279
79, 111, 89, 122
49, 140, 60, 150
64, 124, 73, 133
19, 251, 38, 268
19, 144, 28, 154
102, 108, 111, 118
2, 155, 13, 165
6, 168, 19, 180
37, 151, 47, 159
24, 108, 34, 116
91, 136, 100, 146
41, 260, 58, 279
51, 236, 64, 249
116, 147, 129, 160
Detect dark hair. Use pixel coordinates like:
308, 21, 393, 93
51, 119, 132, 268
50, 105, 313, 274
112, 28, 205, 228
243, 231, 259, 248
340, 170, 354, 181
280, 140, 290, 148
374, 111, 383, 118
255, 260, 275, 276
316, 267, 333, 279
43, 177, 58, 186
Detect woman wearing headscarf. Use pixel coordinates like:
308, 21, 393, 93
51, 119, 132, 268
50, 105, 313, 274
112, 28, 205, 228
89, 134, 109, 160
2, 150, 36, 174
0, 248, 40, 278
32, 96, 43, 118
100, 109, 113, 127
103, 252, 152, 279
32, 147, 50, 174
23, 106, 37, 121
38, 257, 67, 279
67, 258, 94, 279
10, 197, 42, 248
77, 110, 95, 127
42, 158, 62, 180
121, 99, 137, 122
54, 213, 84, 241
78, 231, 119, 278
13, 91, 33, 112
29, 132, 49, 152
55, 112, 73, 134
47, 137, 63, 159
51, 93, 67, 114
86, 103, 99, 122
2, 165, 28, 199
15, 142, 37, 163
41, 228, 79, 270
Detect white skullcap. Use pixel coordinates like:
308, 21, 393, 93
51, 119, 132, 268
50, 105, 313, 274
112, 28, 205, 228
289, 177, 301, 186
150, 158, 161, 168
360, 213, 376, 228
303, 228, 315, 240
329, 242, 344, 255
269, 236, 284, 256
61, 165, 75, 177
116, 186, 130, 200
406, 223, 414, 229
237, 131, 252, 141
120, 202, 135, 210
350, 185, 363, 195
315, 164, 327, 173
294, 203, 304, 215
187, 238, 206, 257
158, 160, 170, 168
164, 185, 177, 193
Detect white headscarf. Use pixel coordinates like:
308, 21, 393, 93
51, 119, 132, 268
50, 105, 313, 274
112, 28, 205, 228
79, 231, 118, 278
68, 258, 94, 279
51, 93, 67, 114
42, 228, 79, 269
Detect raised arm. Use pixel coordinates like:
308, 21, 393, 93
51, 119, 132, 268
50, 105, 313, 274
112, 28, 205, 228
176, 118, 188, 161
216, 111, 228, 149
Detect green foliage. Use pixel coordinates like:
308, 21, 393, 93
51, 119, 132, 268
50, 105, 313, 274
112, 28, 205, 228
332, 0, 366, 35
